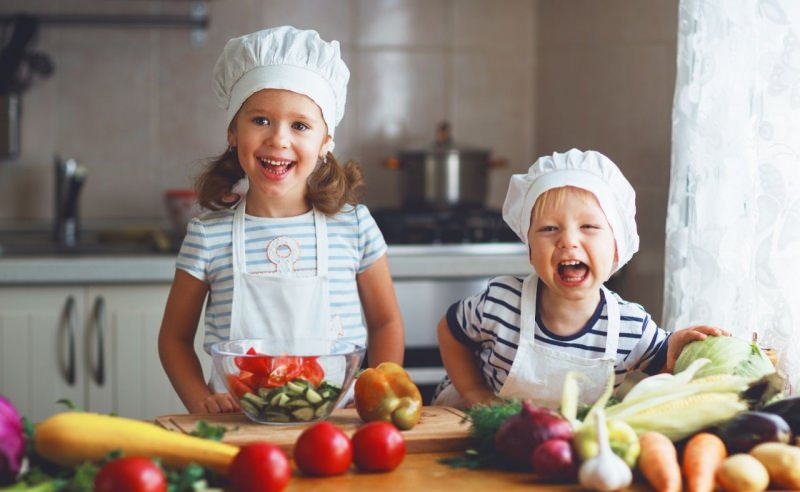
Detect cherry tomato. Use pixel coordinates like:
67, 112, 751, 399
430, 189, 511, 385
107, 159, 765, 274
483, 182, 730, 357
229, 442, 291, 492
352, 421, 406, 472
94, 456, 166, 492
293, 421, 352, 476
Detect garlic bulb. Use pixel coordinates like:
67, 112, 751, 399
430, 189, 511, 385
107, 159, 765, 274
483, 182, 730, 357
578, 408, 633, 491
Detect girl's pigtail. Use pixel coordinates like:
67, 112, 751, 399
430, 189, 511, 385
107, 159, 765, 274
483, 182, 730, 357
196, 148, 246, 211
306, 152, 365, 215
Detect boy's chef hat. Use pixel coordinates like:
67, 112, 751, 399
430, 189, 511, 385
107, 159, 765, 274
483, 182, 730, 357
212, 26, 350, 150
502, 148, 639, 273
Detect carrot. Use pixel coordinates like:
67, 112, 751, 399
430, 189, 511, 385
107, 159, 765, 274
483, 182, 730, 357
682, 432, 727, 492
638, 431, 682, 492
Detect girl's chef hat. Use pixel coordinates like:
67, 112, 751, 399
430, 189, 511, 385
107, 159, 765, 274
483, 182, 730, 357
502, 148, 639, 273
212, 26, 350, 151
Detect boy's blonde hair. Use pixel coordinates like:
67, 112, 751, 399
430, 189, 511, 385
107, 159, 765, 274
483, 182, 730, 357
530, 186, 598, 225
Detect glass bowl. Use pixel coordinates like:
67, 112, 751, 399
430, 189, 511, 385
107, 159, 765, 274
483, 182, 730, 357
210, 338, 366, 425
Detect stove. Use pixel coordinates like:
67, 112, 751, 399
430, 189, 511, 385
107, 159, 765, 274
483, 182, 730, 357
372, 207, 519, 245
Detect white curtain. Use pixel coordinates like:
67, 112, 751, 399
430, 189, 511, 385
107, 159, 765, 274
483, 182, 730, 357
665, 0, 800, 394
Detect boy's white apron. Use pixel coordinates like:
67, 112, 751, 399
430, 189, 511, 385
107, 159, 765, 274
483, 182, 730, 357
209, 198, 334, 392
434, 273, 619, 409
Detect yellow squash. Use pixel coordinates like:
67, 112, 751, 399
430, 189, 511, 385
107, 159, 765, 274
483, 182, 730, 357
34, 412, 238, 476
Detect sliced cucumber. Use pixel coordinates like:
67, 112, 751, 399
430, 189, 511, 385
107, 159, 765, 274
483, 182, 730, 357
238, 378, 342, 423
292, 407, 315, 421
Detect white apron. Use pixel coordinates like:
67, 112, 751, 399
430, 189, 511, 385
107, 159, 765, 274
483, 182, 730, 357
209, 198, 337, 391
434, 273, 619, 409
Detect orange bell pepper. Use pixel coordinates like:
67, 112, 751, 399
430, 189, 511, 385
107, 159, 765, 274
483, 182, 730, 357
354, 362, 423, 430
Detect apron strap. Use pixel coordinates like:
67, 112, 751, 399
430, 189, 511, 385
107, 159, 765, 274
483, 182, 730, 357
601, 286, 620, 360
313, 208, 328, 276
232, 197, 248, 273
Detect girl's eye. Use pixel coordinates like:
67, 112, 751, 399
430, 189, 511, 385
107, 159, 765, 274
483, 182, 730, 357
253, 117, 269, 125
537, 225, 557, 232
292, 121, 310, 131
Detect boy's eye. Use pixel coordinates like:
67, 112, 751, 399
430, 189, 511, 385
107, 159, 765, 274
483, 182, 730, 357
253, 116, 269, 125
292, 121, 310, 131
537, 225, 557, 232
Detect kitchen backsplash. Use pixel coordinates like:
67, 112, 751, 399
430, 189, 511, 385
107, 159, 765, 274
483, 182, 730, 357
0, 0, 677, 320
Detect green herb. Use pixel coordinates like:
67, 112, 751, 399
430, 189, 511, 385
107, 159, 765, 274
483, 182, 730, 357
438, 399, 521, 470
190, 421, 231, 441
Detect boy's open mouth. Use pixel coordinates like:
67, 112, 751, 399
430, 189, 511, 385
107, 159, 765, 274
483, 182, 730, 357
259, 158, 295, 176
558, 260, 589, 282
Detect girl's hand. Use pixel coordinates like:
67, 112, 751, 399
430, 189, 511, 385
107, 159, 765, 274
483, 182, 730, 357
192, 393, 240, 414
665, 325, 730, 372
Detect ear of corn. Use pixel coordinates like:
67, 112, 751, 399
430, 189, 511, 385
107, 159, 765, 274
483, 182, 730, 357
602, 359, 750, 441
563, 358, 751, 442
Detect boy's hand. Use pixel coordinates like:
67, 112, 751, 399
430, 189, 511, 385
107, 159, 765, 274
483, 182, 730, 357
665, 325, 730, 372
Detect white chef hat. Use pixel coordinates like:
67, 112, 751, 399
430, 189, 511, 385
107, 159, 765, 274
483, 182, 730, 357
212, 26, 350, 151
502, 149, 639, 273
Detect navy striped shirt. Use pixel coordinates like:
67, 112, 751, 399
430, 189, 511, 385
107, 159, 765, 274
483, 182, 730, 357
176, 204, 387, 351
434, 275, 669, 398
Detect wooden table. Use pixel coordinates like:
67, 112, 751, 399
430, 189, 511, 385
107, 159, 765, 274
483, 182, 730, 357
285, 452, 652, 491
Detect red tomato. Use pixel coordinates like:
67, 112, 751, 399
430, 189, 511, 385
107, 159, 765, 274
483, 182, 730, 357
229, 442, 291, 492
352, 422, 406, 472
94, 457, 167, 492
293, 421, 352, 476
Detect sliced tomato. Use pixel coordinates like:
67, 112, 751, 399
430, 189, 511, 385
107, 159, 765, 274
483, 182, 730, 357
300, 357, 325, 387
226, 373, 254, 399
234, 347, 272, 376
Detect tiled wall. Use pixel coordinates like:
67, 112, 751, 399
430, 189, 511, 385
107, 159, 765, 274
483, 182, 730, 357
0, 0, 536, 220
0, 0, 678, 321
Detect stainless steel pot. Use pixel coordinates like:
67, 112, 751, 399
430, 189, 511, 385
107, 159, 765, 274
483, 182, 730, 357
387, 122, 505, 211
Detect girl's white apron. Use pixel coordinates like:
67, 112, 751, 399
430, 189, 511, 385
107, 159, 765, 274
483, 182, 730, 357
209, 198, 335, 391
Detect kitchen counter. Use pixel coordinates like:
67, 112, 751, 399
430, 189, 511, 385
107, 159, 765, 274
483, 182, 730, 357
0, 243, 531, 285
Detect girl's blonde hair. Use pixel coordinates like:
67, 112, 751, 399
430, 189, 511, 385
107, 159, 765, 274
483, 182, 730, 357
195, 149, 365, 215
531, 186, 598, 224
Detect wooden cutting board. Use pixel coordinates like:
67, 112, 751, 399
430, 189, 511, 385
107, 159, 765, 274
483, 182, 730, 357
155, 406, 472, 455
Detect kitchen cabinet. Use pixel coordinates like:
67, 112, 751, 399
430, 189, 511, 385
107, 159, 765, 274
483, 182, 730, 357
0, 284, 209, 421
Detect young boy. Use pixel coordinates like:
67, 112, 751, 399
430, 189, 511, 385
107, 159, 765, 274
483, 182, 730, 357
432, 149, 725, 409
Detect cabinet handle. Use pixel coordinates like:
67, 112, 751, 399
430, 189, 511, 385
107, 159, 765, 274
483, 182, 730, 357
61, 296, 77, 386
90, 296, 106, 386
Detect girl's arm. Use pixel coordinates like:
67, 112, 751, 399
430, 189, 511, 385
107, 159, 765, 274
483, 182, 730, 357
158, 269, 238, 413
357, 255, 404, 366
437, 316, 496, 407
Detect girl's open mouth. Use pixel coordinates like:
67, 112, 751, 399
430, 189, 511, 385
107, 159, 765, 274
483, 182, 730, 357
558, 260, 589, 283
258, 158, 295, 177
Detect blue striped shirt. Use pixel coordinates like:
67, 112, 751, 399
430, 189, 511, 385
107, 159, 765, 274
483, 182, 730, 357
434, 275, 669, 398
176, 204, 387, 351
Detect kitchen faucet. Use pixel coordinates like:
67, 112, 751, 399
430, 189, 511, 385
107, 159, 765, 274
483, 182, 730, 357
53, 156, 87, 247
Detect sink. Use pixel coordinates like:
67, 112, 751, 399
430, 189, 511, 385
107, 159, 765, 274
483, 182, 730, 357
0, 228, 176, 257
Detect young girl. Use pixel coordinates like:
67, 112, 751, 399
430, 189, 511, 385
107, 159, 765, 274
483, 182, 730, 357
159, 26, 404, 414
432, 149, 727, 409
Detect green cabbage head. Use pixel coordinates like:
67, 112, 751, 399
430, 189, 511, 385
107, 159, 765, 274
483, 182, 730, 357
673, 335, 775, 381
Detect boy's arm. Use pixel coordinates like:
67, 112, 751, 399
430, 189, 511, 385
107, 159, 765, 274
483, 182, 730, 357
437, 316, 496, 407
665, 325, 729, 372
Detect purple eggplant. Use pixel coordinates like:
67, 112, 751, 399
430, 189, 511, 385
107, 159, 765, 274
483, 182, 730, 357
712, 411, 791, 454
